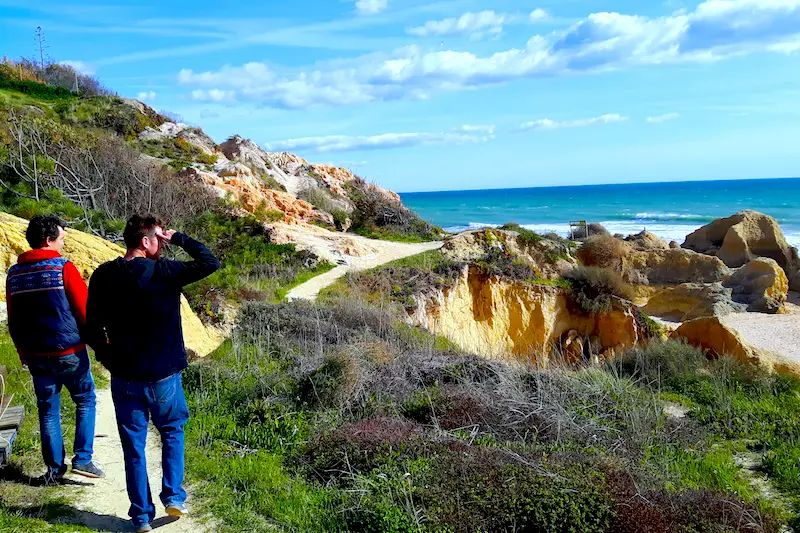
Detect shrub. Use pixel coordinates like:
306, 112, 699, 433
345, 177, 443, 242
55, 95, 161, 139
263, 176, 286, 192
299, 186, 347, 214
563, 265, 631, 314
577, 234, 631, 270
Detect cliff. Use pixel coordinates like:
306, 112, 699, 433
408, 265, 641, 365
139, 124, 400, 227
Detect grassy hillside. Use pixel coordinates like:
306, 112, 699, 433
0, 63, 335, 318
180, 293, 797, 532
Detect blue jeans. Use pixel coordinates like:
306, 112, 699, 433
28, 348, 96, 475
111, 372, 189, 527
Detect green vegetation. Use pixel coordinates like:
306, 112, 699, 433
345, 177, 444, 242
180, 297, 785, 532
298, 187, 350, 231
136, 136, 217, 171
177, 211, 334, 322
563, 265, 632, 314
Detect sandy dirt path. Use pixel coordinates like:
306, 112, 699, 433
722, 292, 800, 364
64, 387, 209, 533
286, 239, 444, 301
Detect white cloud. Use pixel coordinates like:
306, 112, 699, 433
137, 90, 157, 101
60, 60, 95, 75
407, 11, 512, 38
355, 0, 387, 15
179, 0, 800, 109
458, 124, 496, 136
529, 9, 550, 23
646, 112, 681, 123
190, 88, 236, 102
520, 114, 628, 130
265, 126, 493, 153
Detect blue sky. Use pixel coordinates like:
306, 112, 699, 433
3, 0, 800, 192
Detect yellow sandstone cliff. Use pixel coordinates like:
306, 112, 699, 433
0, 213, 222, 357
408, 266, 640, 365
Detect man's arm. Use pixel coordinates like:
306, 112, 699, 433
5, 278, 25, 366
85, 267, 109, 364
160, 231, 221, 287
63, 262, 88, 333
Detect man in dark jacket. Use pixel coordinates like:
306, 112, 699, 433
7, 215, 104, 482
86, 214, 219, 533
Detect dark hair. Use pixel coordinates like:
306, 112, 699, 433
123, 214, 162, 249
26, 215, 64, 249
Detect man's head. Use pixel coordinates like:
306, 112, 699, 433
26, 215, 66, 252
123, 214, 163, 259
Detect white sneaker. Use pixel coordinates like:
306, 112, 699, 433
165, 502, 188, 517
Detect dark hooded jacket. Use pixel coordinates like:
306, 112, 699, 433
85, 233, 220, 382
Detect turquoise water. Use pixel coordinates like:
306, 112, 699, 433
400, 178, 800, 247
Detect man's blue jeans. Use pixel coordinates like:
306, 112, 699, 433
111, 372, 189, 527
28, 348, 96, 475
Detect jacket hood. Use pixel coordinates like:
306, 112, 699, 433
113, 257, 156, 291
18, 249, 62, 264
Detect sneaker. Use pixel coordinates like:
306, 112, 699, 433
71, 460, 105, 479
165, 502, 188, 517
136, 523, 153, 532
39, 466, 67, 485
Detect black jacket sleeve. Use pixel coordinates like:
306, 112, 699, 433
85, 266, 109, 364
161, 232, 221, 287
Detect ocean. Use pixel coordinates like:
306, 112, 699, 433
400, 178, 800, 248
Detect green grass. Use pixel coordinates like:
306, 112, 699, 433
351, 226, 431, 243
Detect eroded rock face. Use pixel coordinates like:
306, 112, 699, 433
683, 211, 800, 290
183, 168, 331, 226
625, 230, 669, 251
624, 248, 730, 285
635, 283, 744, 322
408, 266, 640, 364
0, 213, 222, 357
725, 258, 788, 314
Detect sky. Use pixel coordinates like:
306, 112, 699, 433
2, 0, 800, 193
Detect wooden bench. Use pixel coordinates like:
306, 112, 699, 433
0, 365, 25, 466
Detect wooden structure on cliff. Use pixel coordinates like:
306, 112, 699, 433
0, 366, 25, 467
569, 220, 589, 240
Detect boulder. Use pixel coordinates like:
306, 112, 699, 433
624, 248, 730, 285
724, 258, 788, 314
637, 283, 744, 321
625, 230, 669, 251
0, 213, 222, 357
672, 317, 761, 365
670, 316, 800, 377
683, 211, 800, 290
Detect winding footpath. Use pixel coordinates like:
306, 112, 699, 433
286, 239, 445, 301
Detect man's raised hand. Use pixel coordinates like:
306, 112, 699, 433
155, 228, 177, 243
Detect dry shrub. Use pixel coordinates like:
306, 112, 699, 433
564, 265, 632, 314
578, 234, 631, 270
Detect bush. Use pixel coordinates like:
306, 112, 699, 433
345, 177, 443, 242
577, 235, 631, 270
563, 265, 631, 314
55, 95, 162, 139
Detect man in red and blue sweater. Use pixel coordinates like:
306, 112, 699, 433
7, 215, 104, 482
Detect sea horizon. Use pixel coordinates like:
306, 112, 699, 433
400, 177, 800, 248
